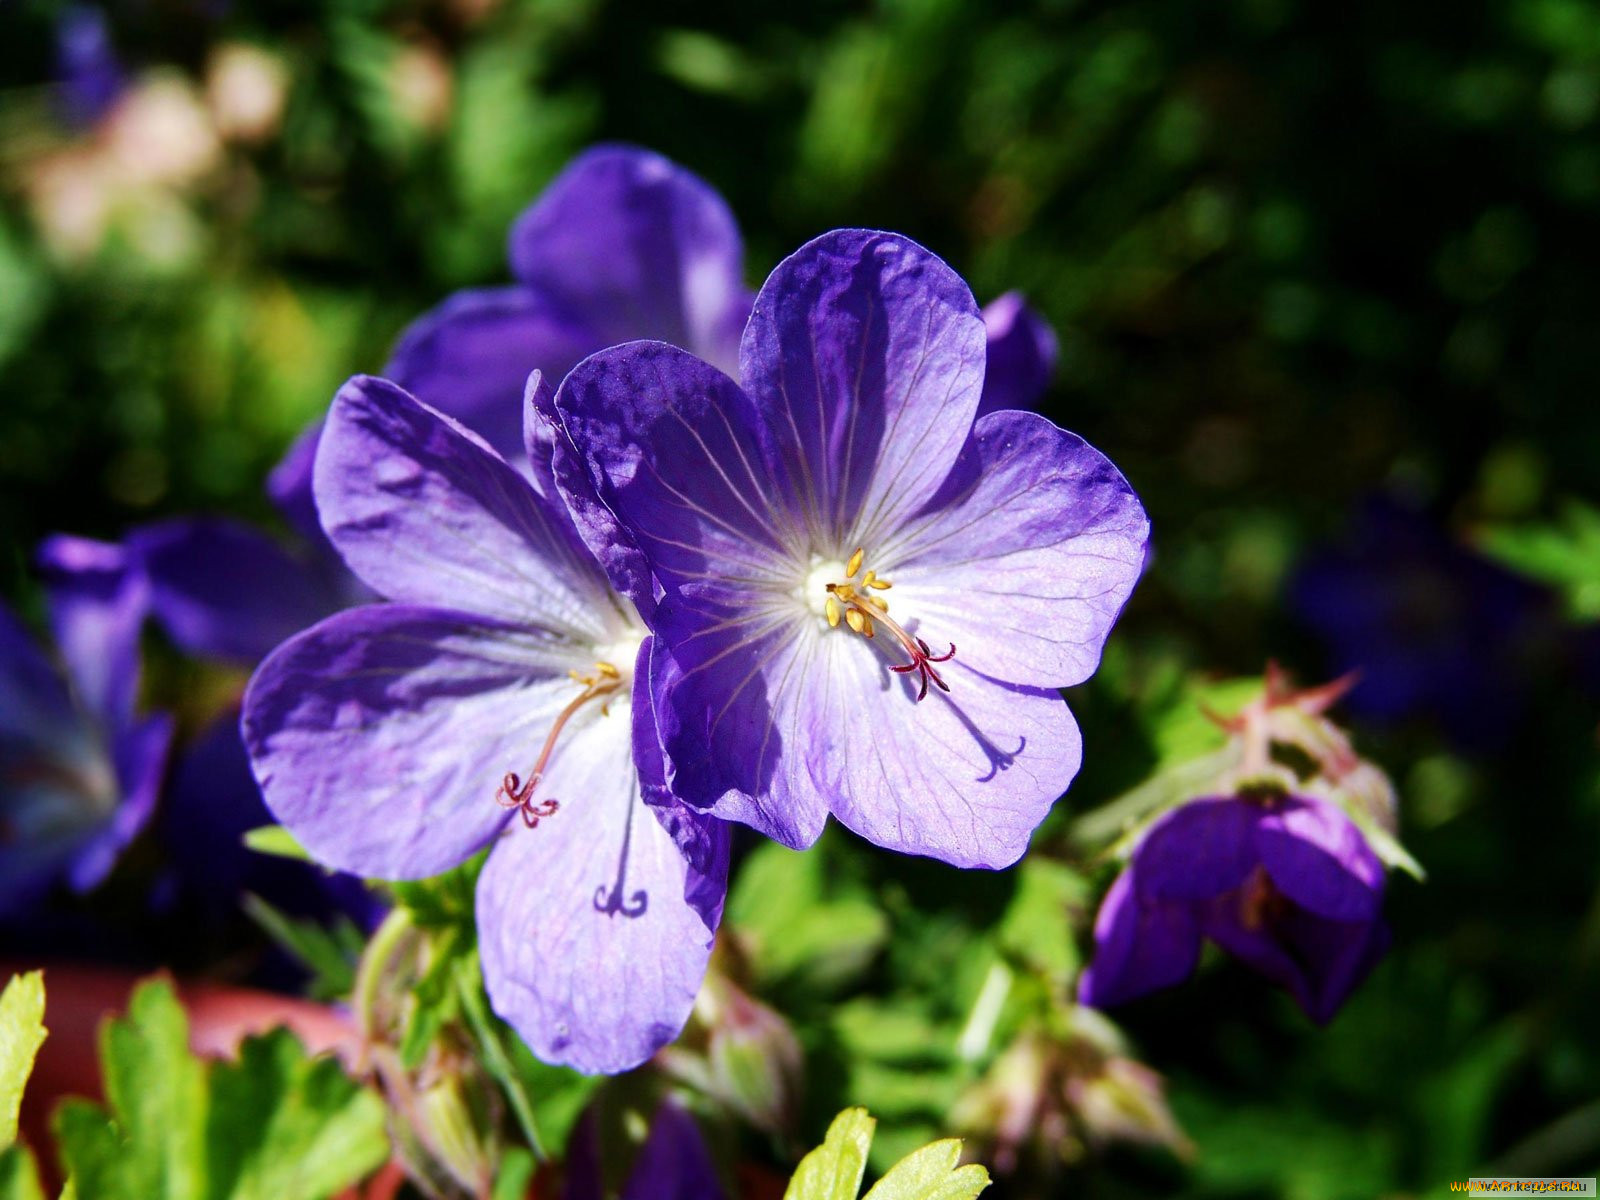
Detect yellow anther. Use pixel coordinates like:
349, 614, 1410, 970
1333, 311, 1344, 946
866, 574, 891, 590
825, 593, 842, 627
597, 661, 620, 679
846, 547, 865, 578
845, 608, 871, 636
866, 595, 889, 614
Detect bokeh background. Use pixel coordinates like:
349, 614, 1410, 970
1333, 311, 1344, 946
3, 0, 1599, 1196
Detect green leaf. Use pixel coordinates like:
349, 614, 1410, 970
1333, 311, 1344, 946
206, 1029, 389, 1200
0, 972, 47, 1149
0, 1144, 47, 1200
784, 1108, 875, 1200
861, 1139, 989, 1200
490, 1148, 534, 1200
241, 826, 314, 864
241, 895, 359, 1002
1479, 500, 1600, 619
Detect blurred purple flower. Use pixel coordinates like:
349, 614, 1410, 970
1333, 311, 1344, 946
0, 538, 171, 914
978, 290, 1058, 416
552, 229, 1148, 866
1078, 793, 1389, 1023
565, 1100, 726, 1200
242, 373, 729, 1073
55, 5, 127, 128
1291, 498, 1556, 746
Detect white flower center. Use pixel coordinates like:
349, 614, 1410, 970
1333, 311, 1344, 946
799, 556, 851, 622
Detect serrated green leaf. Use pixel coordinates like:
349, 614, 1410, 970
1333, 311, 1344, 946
58, 978, 208, 1200
0, 1144, 46, 1200
784, 1108, 875, 1200
206, 1029, 389, 1200
1, 973, 47, 1150
241, 825, 314, 864
862, 1139, 989, 1200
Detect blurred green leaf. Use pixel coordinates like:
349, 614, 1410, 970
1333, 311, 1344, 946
241, 895, 360, 1002
0, 1145, 47, 1200
0, 972, 46, 1150
241, 825, 312, 864
1479, 500, 1600, 619
785, 1108, 875, 1200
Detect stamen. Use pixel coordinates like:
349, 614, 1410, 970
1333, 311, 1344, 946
825, 593, 842, 627
823, 551, 956, 702
495, 663, 623, 829
846, 547, 864, 578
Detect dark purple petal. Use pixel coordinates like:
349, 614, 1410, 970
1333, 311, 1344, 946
35, 534, 148, 729
508, 145, 748, 375
1133, 796, 1263, 902
1201, 892, 1388, 1024
738, 229, 987, 549
553, 341, 791, 611
315, 375, 618, 636
477, 651, 728, 1074
813, 642, 1082, 868
621, 1102, 727, 1200
1256, 796, 1385, 922
386, 286, 598, 465
0, 600, 76, 745
880, 409, 1148, 688
130, 517, 342, 664
242, 604, 609, 880
65, 711, 172, 893
267, 421, 327, 548
1077, 870, 1202, 1009
977, 292, 1057, 416
648, 618, 831, 851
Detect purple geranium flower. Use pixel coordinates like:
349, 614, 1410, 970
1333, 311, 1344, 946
550, 229, 1148, 867
565, 1099, 726, 1200
55, 5, 127, 128
1, 538, 171, 913
1077, 793, 1389, 1023
241, 373, 729, 1073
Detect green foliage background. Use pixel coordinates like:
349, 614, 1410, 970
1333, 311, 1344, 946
3, 0, 1599, 1196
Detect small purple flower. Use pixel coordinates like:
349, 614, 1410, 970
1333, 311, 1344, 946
1078, 793, 1389, 1023
55, 5, 127, 128
977, 291, 1058, 417
241, 373, 729, 1073
1, 538, 171, 913
550, 229, 1148, 867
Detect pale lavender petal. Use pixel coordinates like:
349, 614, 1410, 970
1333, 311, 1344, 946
478, 656, 728, 1074
738, 229, 987, 549
66, 712, 172, 892
1133, 797, 1262, 901
386, 286, 598, 464
649, 619, 830, 852
811, 637, 1081, 867
1077, 871, 1202, 1009
241, 604, 604, 880
881, 410, 1148, 689
130, 517, 341, 664
315, 375, 618, 639
977, 292, 1057, 416
35, 534, 148, 729
267, 421, 326, 546
1256, 796, 1385, 922
508, 145, 747, 376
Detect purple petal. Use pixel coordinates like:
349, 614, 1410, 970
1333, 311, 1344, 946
66, 711, 172, 893
478, 650, 728, 1074
1133, 796, 1263, 902
508, 145, 748, 375
315, 375, 617, 636
553, 342, 794, 606
130, 517, 342, 664
648, 619, 831, 852
1256, 796, 1385, 922
978, 292, 1058, 416
1201, 895, 1388, 1024
1077, 870, 1202, 1009
622, 1102, 727, 1200
386, 286, 598, 465
811, 639, 1083, 868
883, 409, 1147, 689
242, 604, 613, 880
738, 229, 987, 549
35, 534, 148, 729
267, 421, 328, 547
0, 600, 76, 745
